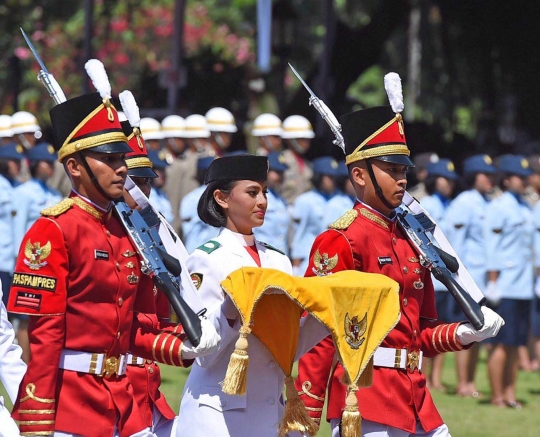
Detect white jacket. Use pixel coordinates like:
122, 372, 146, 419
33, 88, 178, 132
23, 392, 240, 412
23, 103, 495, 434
0, 281, 26, 437
177, 228, 328, 437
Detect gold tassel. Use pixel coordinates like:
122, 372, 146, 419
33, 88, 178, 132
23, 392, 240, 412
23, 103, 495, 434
278, 376, 319, 437
341, 384, 361, 437
103, 98, 115, 122
221, 325, 251, 395
357, 357, 373, 387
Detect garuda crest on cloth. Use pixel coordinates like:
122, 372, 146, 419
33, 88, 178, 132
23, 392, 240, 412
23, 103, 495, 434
23, 240, 52, 270
312, 249, 338, 276
345, 312, 367, 349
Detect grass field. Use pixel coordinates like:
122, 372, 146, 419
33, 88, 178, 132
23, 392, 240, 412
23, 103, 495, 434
2, 348, 539, 436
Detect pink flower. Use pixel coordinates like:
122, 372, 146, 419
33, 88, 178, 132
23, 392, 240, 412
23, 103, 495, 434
14, 47, 31, 60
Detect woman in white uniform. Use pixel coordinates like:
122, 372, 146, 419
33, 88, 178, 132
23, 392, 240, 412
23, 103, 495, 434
177, 154, 328, 437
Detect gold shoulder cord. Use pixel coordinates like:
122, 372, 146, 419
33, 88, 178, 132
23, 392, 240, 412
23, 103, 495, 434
359, 208, 389, 230
41, 198, 75, 217
329, 209, 358, 230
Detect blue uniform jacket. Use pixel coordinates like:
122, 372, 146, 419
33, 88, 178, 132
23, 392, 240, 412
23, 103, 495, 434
13, 179, 62, 253
0, 175, 15, 273
253, 188, 290, 255
149, 187, 174, 224
446, 189, 490, 290
484, 191, 533, 300
180, 185, 219, 254
291, 189, 333, 274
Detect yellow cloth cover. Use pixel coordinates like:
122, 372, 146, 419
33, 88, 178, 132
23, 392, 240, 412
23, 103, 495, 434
220, 266, 400, 386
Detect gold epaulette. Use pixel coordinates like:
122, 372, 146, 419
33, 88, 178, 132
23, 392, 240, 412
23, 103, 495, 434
329, 209, 358, 230
41, 198, 75, 217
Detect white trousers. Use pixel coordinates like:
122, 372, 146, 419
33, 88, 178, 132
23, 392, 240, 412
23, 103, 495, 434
54, 427, 153, 437
330, 419, 451, 437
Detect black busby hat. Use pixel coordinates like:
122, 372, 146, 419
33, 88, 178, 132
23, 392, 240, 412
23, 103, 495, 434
50, 92, 130, 162
204, 154, 268, 184
50, 59, 132, 162
341, 73, 413, 167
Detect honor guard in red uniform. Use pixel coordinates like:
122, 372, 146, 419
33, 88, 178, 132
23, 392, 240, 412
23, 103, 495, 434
119, 91, 178, 435
295, 74, 503, 436
7, 62, 218, 437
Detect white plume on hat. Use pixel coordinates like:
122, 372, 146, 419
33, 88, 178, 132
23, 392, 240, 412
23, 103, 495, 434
119, 91, 140, 128
85, 59, 112, 100
384, 72, 404, 114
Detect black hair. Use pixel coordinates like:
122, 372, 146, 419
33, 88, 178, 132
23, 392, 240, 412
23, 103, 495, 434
0, 160, 9, 178
424, 175, 438, 196
197, 179, 238, 227
462, 172, 477, 190
311, 173, 335, 191
498, 172, 512, 191
196, 168, 207, 185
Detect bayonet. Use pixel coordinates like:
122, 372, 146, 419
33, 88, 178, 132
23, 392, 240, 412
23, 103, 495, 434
289, 63, 345, 152
20, 27, 66, 104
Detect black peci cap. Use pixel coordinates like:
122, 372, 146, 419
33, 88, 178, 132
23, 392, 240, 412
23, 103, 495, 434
204, 154, 268, 184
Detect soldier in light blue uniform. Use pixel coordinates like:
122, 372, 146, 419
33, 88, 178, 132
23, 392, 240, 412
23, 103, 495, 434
322, 160, 355, 229
254, 151, 290, 255
485, 154, 534, 409
147, 149, 174, 224
445, 154, 496, 398
13, 143, 63, 252
0, 143, 25, 307
291, 156, 338, 275
420, 158, 458, 392
180, 156, 219, 253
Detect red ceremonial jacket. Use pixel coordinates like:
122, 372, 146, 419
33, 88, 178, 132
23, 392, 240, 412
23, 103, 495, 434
8, 193, 187, 437
126, 274, 177, 427
295, 202, 466, 433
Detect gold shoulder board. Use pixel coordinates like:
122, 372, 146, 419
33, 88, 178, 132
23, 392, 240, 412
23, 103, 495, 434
41, 198, 75, 217
329, 209, 358, 230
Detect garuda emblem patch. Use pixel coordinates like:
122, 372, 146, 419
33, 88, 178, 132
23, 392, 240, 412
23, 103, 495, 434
23, 240, 52, 271
312, 249, 338, 276
345, 312, 367, 349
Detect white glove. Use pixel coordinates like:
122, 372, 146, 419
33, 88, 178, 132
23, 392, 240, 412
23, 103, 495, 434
484, 281, 502, 306
535, 277, 540, 299
456, 306, 505, 345
180, 318, 221, 359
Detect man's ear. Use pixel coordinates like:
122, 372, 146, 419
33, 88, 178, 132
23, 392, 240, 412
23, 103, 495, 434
64, 156, 81, 179
350, 164, 367, 188
213, 189, 229, 209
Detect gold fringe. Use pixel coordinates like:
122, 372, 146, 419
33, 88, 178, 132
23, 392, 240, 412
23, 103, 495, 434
357, 357, 374, 387
278, 376, 319, 437
221, 325, 251, 395
341, 384, 362, 437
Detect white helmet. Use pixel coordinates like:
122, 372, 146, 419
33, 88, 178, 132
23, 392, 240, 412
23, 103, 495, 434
161, 115, 185, 138
140, 117, 163, 140
0, 115, 13, 138
183, 114, 210, 138
251, 113, 282, 137
281, 115, 315, 139
205, 107, 237, 133
11, 111, 40, 135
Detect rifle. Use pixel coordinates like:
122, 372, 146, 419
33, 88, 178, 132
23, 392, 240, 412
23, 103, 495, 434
289, 63, 485, 329
21, 28, 203, 345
